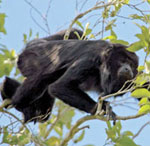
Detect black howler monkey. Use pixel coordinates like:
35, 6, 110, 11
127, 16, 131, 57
1, 28, 138, 123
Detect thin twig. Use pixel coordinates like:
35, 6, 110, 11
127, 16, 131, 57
64, 0, 117, 40
24, 0, 51, 35
133, 121, 150, 139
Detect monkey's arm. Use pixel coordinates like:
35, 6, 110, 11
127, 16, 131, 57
48, 58, 100, 114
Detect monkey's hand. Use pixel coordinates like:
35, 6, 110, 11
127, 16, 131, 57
95, 100, 116, 125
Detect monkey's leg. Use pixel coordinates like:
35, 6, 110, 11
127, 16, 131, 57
1, 77, 54, 123
23, 90, 55, 123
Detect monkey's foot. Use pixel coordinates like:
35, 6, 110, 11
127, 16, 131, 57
105, 102, 116, 125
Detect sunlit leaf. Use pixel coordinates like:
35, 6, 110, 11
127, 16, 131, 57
112, 40, 129, 45
74, 130, 85, 143
131, 88, 150, 98
75, 20, 84, 30
89, 34, 95, 39
39, 123, 48, 137
54, 124, 63, 137
139, 97, 149, 106
123, 131, 134, 137
137, 66, 145, 72
117, 136, 138, 146
134, 74, 149, 86
74, 31, 81, 40
105, 19, 116, 31
111, 30, 117, 39
46, 136, 60, 146
84, 28, 92, 36
11, 49, 16, 57
60, 108, 75, 129
127, 41, 145, 52
145, 61, 150, 73
138, 104, 150, 114
23, 34, 27, 44
103, 35, 116, 40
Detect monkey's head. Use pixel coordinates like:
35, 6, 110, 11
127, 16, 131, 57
100, 43, 138, 95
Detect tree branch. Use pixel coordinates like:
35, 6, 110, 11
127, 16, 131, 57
59, 112, 146, 146
64, 0, 118, 39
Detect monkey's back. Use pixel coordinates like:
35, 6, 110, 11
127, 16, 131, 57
18, 40, 111, 78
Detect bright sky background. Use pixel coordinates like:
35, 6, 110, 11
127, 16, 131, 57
1, 0, 150, 146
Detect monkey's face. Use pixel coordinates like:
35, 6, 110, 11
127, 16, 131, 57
100, 44, 138, 95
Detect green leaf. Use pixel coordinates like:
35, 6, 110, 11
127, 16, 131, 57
29, 28, 32, 38
36, 32, 39, 38
11, 49, 16, 58
23, 34, 27, 44
54, 124, 63, 137
106, 121, 112, 130
116, 136, 138, 146
84, 28, 92, 36
2, 127, 9, 143
129, 14, 143, 20
134, 74, 149, 86
115, 121, 122, 136
0, 13, 7, 34
137, 66, 144, 72
103, 35, 117, 40
148, 0, 150, 4
38, 123, 48, 137
106, 121, 118, 142
89, 34, 95, 39
138, 104, 150, 114
61, 108, 75, 129
46, 136, 60, 146
139, 97, 149, 106
85, 22, 90, 30
74, 31, 81, 40
74, 130, 85, 143
111, 40, 129, 45
17, 129, 31, 145
123, 131, 134, 137
111, 30, 117, 39
145, 61, 150, 73
127, 41, 145, 52
135, 24, 150, 43
131, 88, 150, 98
105, 19, 116, 31
135, 33, 145, 41
75, 20, 84, 30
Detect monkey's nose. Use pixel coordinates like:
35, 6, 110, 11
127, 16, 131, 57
118, 64, 133, 79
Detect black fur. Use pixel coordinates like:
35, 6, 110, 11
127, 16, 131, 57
1, 28, 138, 123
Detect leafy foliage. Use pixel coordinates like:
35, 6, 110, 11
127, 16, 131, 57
0, 13, 6, 34
1, 0, 150, 146
106, 121, 138, 146
0, 47, 17, 77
